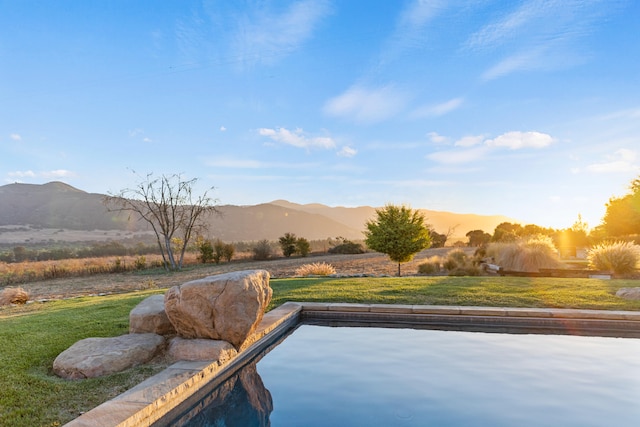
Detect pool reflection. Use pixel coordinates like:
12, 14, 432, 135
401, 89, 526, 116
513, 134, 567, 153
174, 361, 273, 427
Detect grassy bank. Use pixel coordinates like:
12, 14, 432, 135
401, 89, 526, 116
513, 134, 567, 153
1, 276, 640, 426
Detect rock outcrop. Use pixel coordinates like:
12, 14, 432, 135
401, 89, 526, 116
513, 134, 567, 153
164, 270, 272, 349
129, 294, 176, 335
53, 333, 165, 379
616, 287, 640, 300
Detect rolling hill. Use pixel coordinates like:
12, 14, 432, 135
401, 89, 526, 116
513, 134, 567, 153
0, 182, 518, 243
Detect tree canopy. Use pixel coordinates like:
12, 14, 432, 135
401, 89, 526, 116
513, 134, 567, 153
602, 177, 640, 237
364, 204, 431, 276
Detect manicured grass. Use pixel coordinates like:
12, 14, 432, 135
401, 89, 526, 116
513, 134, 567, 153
1, 276, 639, 426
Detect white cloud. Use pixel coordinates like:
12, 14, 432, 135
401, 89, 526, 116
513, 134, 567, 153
412, 97, 464, 118
128, 128, 143, 137
258, 127, 335, 149
428, 132, 448, 144
220, 126, 227, 132
427, 130, 554, 165
455, 135, 485, 147
8, 170, 36, 178
337, 146, 357, 158
143, 137, 153, 143
324, 85, 408, 123
8, 169, 75, 179
232, 0, 331, 66
485, 131, 553, 150
587, 149, 639, 173
10, 133, 22, 141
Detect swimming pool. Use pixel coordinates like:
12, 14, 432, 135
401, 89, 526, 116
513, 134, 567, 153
164, 323, 640, 426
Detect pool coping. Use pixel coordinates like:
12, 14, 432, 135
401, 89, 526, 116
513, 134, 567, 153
64, 303, 640, 427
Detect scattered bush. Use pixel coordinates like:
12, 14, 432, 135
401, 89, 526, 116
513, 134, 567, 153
222, 243, 235, 262
0, 287, 29, 305
485, 235, 561, 272
295, 262, 336, 277
328, 241, 365, 254
134, 256, 147, 270
197, 239, 215, 263
296, 238, 311, 257
587, 241, 640, 275
252, 239, 273, 261
417, 256, 442, 275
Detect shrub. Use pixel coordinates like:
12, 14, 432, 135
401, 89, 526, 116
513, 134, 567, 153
279, 233, 298, 257
587, 241, 640, 275
134, 256, 147, 270
295, 262, 336, 277
328, 241, 365, 254
441, 248, 471, 272
0, 287, 29, 305
417, 256, 442, 275
252, 240, 273, 261
296, 238, 311, 257
485, 235, 560, 272
222, 243, 235, 262
197, 239, 215, 263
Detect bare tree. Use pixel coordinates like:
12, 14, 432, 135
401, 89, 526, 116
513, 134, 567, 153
104, 173, 218, 270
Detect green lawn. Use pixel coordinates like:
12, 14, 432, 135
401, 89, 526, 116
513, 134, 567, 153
1, 276, 639, 427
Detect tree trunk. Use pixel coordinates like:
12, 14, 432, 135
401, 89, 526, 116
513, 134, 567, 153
397, 262, 401, 277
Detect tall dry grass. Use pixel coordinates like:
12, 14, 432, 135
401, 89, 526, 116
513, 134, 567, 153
486, 235, 561, 272
0, 253, 201, 286
0, 287, 29, 305
588, 241, 640, 275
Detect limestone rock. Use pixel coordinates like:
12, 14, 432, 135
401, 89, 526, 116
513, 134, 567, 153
167, 337, 238, 362
130, 294, 176, 335
616, 287, 640, 300
53, 333, 165, 379
164, 270, 272, 349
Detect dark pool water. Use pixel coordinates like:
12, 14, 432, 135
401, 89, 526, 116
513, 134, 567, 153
172, 325, 640, 426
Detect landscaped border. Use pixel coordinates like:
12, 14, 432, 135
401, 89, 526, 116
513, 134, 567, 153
64, 303, 640, 427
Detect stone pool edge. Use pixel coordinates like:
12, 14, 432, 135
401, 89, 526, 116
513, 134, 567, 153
64, 303, 640, 427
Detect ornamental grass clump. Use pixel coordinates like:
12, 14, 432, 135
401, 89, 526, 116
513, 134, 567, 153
0, 287, 30, 306
486, 235, 561, 272
587, 241, 640, 275
295, 262, 337, 277
417, 256, 442, 275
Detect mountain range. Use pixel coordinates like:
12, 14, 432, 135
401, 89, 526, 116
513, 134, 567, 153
0, 182, 517, 243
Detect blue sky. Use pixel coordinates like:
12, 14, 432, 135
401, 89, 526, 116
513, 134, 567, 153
2, 0, 639, 230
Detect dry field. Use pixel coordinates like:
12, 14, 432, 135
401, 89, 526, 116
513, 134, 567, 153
13, 248, 458, 302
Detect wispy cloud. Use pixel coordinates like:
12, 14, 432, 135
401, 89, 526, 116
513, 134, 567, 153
485, 131, 554, 150
337, 146, 357, 158
411, 97, 464, 118
258, 127, 335, 149
427, 130, 554, 164
8, 169, 75, 179
466, 0, 617, 80
586, 149, 639, 173
324, 85, 409, 123
231, 0, 332, 66
10, 133, 22, 141
378, 0, 446, 66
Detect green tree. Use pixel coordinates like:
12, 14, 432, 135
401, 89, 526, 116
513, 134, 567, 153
491, 222, 523, 242
296, 237, 311, 257
364, 204, 431, 276
602, 177, 640, 237
279, 232, 298, 257
466, 230, 491, 247
196, 238, 214, 263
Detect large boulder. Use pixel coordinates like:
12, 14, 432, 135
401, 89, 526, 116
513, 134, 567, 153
130, 294, 176, 335
616, 287, 640, 300
53, 333, 165, 379
164, 270, 272, 349
168, 337, 238, 362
